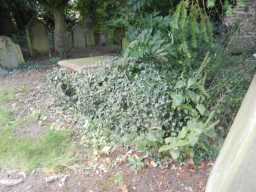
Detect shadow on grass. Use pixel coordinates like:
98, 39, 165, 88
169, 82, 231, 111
0, 128, 75, 172
0, 88, 76, 172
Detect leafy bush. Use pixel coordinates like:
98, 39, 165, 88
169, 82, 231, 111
123, 1, 214, 74
49, 1, 219, 162
49, 54, 217, 162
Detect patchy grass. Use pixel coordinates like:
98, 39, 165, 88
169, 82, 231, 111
16, 111, 40, 129
0, 107, 15, 128
0, 127, 75, 172
98, 172, 126, 191
0, 88, 16, 104
0, 88, 76, 172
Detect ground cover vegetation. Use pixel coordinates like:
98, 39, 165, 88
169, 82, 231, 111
0, 88, 75, 171
48, 0, 256, 165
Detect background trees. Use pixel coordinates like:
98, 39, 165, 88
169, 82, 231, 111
0, 0, 37, 34
0, 0, 246, 58
0, 0, 254, 163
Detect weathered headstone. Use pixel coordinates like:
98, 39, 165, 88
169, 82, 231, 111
84, 18, 96, 48
206, 75, 256, 192
98, 33, 107, 46
0, 36, 25, 69
65, 31, 73, 52
85, 30, 96, 48
73, 24, 86, 49
26, 18, 49, 56
58, 55, 115, 73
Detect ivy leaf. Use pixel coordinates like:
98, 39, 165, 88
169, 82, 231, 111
171, 93, 185, 107
175, 80, 186, 89
207, 0, 216, 8
170, 150, 180, 160
196, 104, 206, 115
187, 78, 196, 88
159, 145, 172, 153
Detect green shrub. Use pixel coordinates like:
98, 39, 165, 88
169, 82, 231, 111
49, 54, 217, 162
48, 1, 218, 162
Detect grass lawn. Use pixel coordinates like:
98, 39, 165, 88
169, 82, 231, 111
0, 88, 75, 172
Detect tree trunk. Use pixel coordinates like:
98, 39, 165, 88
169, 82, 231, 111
0, 9, 16, 35
53, 7, 66, 58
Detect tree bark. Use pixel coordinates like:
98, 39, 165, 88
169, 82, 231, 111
53, 6, 66, 58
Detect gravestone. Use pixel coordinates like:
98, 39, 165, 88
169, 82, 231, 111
206, 75, 256, 192
73, 24, 86, 48
84, 18, 96, 48
85, 29, 95, 48
98, 33, 107, 46
66, 31, 73, 51
26, 18, 49, 56
0, 36, 25, 69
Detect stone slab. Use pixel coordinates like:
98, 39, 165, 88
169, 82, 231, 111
206, 75, 256, 192
0, 36, 25, 69
73, 24, 86, 49
58, 55, 115, 73
29, 20, 49, 55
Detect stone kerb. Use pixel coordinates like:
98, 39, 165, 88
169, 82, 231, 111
58, 55, 115, 73
206, 75, 256, 192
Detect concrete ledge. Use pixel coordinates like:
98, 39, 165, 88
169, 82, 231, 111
206, 75, 256, 192
58, 55, 115, 73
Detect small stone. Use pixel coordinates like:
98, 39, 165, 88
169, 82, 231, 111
25, 185, 32, 190
45, 175, 62, 183
58, 175, 69, 187
120, 184, 129, 192
0, 178, 24, 186
149, 160, 157, 168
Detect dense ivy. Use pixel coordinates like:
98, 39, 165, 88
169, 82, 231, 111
49, 1, 220, 162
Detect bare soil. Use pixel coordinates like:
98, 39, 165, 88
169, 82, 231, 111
0, 66, 213, 192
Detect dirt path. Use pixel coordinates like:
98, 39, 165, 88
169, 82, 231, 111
0, 68, 212, 192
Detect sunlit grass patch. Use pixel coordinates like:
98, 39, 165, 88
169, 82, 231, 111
0, 128, 75, 171
0, 107, 16, 128
0, 88, 16, 103
15, 111, 40, 128
0, 87, 76, 172
0, 102, 75, 172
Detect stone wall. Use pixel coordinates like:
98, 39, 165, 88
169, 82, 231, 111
225, 0, 256, 54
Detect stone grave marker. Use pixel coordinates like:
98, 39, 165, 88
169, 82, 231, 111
206, 75, 256, 192
66, 31, 73, 52
73, 24, 86, 49
26, 18, 49, 56
0, 36, 25, 69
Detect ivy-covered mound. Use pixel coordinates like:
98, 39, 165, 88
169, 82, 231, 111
49, 2, 219, 163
